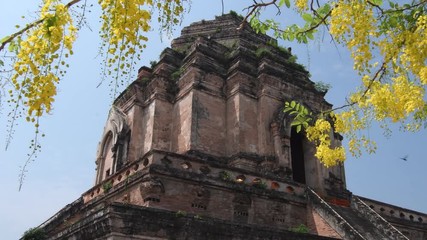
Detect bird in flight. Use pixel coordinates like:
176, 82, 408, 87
400, 155, 409, 161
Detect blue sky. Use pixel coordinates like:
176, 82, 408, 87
0, 1, 426, 239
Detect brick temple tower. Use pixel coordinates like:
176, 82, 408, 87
38, 14, 427, 240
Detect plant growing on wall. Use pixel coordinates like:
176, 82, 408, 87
253, 180, 268, 189
22, 227, 46, 240
171, 67, 184, 80
175, 210, 187, 218
255, 47, 272, 58
102, 180, 113, 193
218, 171, 232, 182
314, 81, 332, 93
289, 224, 309, 234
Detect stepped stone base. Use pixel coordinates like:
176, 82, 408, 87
49, 202, 340, 240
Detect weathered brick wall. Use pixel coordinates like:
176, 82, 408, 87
172, 91, 193, 153
190, 90, 227, 155
152, 99, 173, 151
307, 205, 342, 238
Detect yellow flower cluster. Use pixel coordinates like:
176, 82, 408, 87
320, 1, 427, 164
306, 119, 345, 167
98, 0, 185, 93
330, 0, 377, 73
333, 108, 368, 157
331, 70, 424, 157
376, 9, 427, 132
368, 75, 424, 123
294, 0, 309, 12
99, 0, 152, 90
334, 109, 364, 133
401, 15, 427, 85
10, 0, 77, 120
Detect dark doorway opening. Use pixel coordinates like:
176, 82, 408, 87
291, 127, 306, 184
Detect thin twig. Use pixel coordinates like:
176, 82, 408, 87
75, 0, 89, 29
18, 117, 41, 191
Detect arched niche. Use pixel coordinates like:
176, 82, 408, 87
269, 106, 297, 173
95, 106, 130, 184
115, 130, 131, 171
270, 103, 313, 184
96, 131, 114, 183
290, 126, 306, 184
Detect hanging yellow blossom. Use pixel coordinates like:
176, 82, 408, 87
306, 119, 346, 167
10, 0, 77, 120
99, 0, 186, 94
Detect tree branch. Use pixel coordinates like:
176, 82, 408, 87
238, 0, 278, 30
297, 9, 332, 37
0, 19, 44, 52
366, 0, 384, 14
368, 0, 427, 16
327, 62, 387, 113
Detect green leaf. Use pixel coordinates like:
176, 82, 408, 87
8, 41, 17, 52
290, 101, 296, 108
317, 3, 331, 16
0, 35, 9, 44
372, 0, 382, 5
296, 34, 308, 44
302, 13, 313, 23
389, 16, 398, 28
303, 108, 308, 115
291, 121, 299, 126
278, 0, 291, 8
286, 32, 295, 41
323, 3, 331, 13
